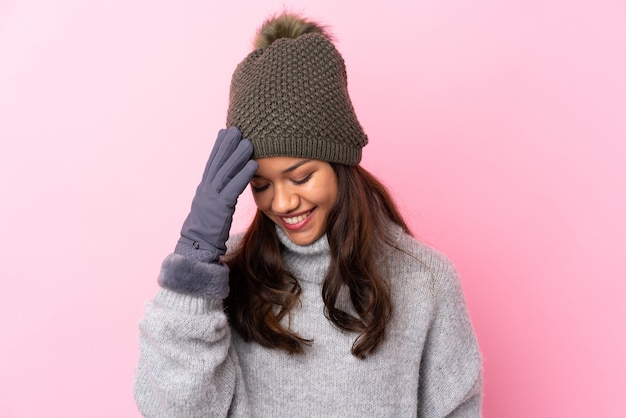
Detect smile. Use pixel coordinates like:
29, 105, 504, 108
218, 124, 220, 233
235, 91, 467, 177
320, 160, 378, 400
279, 209, 314, 230
282, 211, 311, 224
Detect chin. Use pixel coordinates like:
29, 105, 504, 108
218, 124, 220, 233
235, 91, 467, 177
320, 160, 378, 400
284, 230, 322, 246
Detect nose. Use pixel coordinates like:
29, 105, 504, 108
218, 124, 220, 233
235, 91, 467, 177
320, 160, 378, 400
271, 184, 299, 214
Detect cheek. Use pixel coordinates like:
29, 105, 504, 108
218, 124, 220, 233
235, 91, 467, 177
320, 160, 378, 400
312, 184, 338, 207
327, 188, 339, 208
325, 177, 339, 207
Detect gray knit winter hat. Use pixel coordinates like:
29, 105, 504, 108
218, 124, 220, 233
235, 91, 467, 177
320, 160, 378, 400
226, 13, 368, 166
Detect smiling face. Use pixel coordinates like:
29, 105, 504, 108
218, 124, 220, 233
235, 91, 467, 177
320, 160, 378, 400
250, 156, 339, 246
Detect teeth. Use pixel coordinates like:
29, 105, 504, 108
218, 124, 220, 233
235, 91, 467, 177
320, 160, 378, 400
283, 211, 311, 225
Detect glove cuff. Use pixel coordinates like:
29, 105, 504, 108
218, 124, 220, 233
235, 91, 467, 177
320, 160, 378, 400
175, 238, 220, 263
158, 253, 230, 298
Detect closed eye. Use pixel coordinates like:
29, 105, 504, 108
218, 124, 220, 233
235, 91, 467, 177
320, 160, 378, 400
251, 183, 270, 192
292, 173, 313, 185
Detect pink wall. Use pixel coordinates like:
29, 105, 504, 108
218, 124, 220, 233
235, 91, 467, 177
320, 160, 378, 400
1, 0, 625, 416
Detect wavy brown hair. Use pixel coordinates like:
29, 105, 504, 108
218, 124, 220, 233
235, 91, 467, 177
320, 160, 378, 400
224, 164, 411, 358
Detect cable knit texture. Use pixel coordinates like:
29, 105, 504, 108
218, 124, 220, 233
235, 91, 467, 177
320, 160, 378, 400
135, 225, 482, 417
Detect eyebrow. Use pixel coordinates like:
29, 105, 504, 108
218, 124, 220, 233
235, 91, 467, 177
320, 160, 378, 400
282, 159, 312, 173
253, 159, 312, 178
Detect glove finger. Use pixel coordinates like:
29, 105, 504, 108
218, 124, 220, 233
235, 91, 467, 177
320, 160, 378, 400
205, 126, 242, 181
215, 139, 255, 193
221, 159, 259, 199
200, 128, 228, 182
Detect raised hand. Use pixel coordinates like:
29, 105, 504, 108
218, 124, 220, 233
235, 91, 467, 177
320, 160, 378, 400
177, 127, 258, 262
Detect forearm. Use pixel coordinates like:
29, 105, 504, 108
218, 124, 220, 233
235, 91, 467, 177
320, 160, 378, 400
134, 288, 238, 418
134, 251, 241, 417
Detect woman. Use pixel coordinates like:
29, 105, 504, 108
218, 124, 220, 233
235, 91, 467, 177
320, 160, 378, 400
135, 13, 482, 417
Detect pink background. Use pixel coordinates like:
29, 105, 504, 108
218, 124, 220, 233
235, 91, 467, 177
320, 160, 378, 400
1, 0, 625, 417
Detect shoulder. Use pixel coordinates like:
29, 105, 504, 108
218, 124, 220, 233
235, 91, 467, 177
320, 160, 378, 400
384, 224, 471, 316
385, 225, 476, 337
386, 224, 458, 283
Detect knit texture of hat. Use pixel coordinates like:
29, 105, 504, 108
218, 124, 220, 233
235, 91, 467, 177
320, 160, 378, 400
226, 13, 368, 166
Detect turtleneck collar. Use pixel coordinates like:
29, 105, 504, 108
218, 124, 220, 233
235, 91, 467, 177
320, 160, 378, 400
272, 222, 405, 285
275, 226, 330, 284
275, 226, 330, 256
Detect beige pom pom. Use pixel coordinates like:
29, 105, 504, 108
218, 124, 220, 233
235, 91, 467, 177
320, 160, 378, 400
253, 12, 332, 50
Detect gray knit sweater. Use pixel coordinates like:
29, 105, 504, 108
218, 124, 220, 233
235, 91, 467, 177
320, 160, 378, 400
134, 226, 482, 417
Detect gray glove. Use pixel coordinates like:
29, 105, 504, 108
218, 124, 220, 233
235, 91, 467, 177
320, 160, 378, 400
176, 127, 258, 262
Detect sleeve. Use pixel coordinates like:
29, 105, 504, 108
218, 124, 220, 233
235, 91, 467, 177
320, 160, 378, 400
417, 256, 483, 418
133, 255, 250, 418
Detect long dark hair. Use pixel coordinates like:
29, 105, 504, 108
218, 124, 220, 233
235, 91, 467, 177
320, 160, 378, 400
224, 164, 411, 358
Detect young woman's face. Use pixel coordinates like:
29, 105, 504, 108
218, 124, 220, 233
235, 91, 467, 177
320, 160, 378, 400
250, 156, 339, 246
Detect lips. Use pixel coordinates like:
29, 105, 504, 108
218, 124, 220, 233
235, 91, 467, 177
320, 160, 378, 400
279, 209, 314, 230
282, 211, 311, 224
